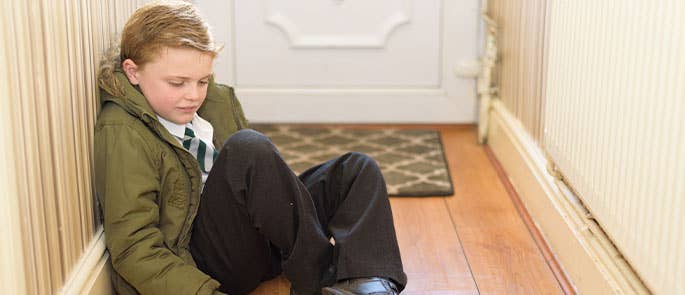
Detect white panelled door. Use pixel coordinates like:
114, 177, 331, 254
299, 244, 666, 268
195, 0, 479, 123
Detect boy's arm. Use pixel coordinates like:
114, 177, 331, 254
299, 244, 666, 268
95, 124, 223, 295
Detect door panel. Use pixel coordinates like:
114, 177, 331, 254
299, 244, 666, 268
235, 0, 440, 87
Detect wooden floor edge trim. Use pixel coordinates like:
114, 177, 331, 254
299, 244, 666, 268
483, 145, 576, 295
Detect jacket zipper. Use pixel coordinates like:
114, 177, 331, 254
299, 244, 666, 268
175, 147, 200, 250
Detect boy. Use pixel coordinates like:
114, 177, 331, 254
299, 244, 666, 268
95, 2, 406, 294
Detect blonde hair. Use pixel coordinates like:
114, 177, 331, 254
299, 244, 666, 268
98, 1, 221, 97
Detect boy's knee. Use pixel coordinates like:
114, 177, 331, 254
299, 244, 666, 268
347, 151, 372, 163
345, 152, 381, 173
223, 129, 275, 156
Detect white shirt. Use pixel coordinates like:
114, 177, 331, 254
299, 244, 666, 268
157, 113, 217, 186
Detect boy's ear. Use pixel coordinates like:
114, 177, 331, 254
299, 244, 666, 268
121, 59, 140, 85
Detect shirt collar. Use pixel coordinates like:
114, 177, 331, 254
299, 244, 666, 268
157, 114, 194, 139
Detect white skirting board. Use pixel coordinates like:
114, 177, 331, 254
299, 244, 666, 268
60, 228, 113, 295
487, 101, 649, 294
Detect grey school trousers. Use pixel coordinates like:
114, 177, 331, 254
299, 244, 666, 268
189, 129, 407, 295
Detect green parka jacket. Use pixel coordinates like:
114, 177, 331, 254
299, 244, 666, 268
94, 71, 248, 295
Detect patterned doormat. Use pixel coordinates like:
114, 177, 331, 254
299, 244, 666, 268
251, 125, 454, 197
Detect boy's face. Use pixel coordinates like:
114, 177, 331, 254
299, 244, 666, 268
123, 47, 214, 125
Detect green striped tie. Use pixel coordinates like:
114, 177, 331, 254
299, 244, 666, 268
182, 127, 218, 173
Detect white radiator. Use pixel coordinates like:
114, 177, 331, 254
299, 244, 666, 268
543, 0, 685, 293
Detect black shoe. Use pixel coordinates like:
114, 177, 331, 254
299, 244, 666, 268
321, 277, 399, 295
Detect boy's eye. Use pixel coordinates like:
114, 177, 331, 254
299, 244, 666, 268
169, 81, 184, 87
199, 80, 209, 86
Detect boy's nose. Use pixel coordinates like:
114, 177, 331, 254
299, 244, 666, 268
185, 85, 202, 101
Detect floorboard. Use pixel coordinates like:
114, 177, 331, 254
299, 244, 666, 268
441, 126, 563, 294
390, 197, 479, 295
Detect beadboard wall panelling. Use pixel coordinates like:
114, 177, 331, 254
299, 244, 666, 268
0, 4, 29, 293
488, 0, 547, 143
544, 0, 685, 293
0, 1, 141, 293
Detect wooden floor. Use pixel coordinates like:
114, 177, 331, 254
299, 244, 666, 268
249, 125, 567, 295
